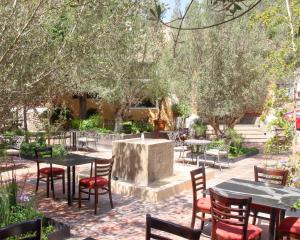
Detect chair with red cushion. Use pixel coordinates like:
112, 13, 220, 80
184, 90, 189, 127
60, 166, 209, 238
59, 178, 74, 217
190, 165, 211, 230
252, 166, 288, 225
35, 147, 65, 199
210, 188, 262, 240
78, 158, 114, 214
277, 217, 300, 239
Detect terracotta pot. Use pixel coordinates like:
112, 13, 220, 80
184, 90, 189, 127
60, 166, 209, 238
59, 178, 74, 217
154, 120, 166, 131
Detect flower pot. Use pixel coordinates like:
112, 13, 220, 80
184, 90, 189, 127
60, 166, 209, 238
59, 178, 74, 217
154, 120, 166, 131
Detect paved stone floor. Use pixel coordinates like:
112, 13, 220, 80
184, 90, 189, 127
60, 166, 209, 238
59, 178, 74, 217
4, 147, 294, 240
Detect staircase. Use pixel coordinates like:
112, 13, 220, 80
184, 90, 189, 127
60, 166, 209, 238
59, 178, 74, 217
206, 124, 269, 143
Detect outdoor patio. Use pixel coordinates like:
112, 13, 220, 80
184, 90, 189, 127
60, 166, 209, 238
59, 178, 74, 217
7, 146, 291, 240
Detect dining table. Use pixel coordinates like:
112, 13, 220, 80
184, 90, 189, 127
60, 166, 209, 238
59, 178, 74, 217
184, 139, 211, 166
37, 153, 96, 206
213, 178, 300, 240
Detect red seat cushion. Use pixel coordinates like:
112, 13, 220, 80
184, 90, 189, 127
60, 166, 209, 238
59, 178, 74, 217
79, 177, 108, 189
196, 196, 211, 213
278, 217, 300, 235
40, 167, 64, 175
216, 221, 262, 240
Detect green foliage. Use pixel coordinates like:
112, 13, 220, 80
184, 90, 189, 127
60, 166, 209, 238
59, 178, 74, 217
224, 128, 244, 155
0, 183, 54, 239
21, 135, 46, 158
96, 128, 113, 134
262, 85, 293, 154
291, 199, 300, 209
52, 144, 67, 157
172, 102, 191, 118
71, 115, 103, 131
70, 119, 81, 130
193, 121, 207, 138
121, 121, 154, 134
79, 115, 102, 131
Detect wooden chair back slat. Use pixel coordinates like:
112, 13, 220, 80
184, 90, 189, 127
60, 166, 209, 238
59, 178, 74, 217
210, 188, 252, 240
190, 165, 206, 201
0, 218, 42, 240
146, 214, 201, 240
93, 158, 113, 179
254, 166, 288, 186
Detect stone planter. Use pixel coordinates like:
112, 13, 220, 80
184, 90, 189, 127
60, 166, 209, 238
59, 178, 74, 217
45, 217, 70, 240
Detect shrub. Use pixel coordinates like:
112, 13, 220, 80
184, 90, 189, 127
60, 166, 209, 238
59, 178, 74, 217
193, 121, 207, 138
172, 102, 191, 118
70, 118, 81, 130
70, 115, 103, 131
224, 128, 243, 155
96, 128, 113, 134
52, 144, 67, 157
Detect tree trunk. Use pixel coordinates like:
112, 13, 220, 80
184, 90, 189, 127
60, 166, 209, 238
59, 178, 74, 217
157, 98, 164, 120
23, 106, 28, 132
114, 104, 129, 133
209, 117, 221, 138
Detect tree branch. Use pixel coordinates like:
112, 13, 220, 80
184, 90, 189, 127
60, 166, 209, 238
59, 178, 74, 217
0, 0, 43, 65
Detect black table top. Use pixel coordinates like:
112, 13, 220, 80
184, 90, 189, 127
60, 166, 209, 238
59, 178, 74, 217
214, 178, 300, 211
38, 153, 96, 167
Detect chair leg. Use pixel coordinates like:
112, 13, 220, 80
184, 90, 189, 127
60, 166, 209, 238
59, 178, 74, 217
36, 174, 40, 193
94, 187, 98, 214
51, 176, 55, 200
46, 176, 50, 197
252, 211, 257, 225
78, 185, 81, 208
108, 186, 114, 209
200, 213, 205, 231
62, 173, 65, 194
191, 208, 196, 228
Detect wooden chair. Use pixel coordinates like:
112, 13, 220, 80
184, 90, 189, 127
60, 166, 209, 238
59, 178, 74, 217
209, 188, 262, 240
277, 217, 300, 240
78, 158, 114, 214
146, 214, 201, 240
35, 147, 65, 199
190, 165, 211, 230
252, 166, 288, 225
0, 218, 42, 240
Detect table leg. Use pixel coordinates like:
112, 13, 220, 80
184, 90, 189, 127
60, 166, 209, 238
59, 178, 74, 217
269, 208, 277, 240
72, 166, 76, 196
67, 166, 72, 206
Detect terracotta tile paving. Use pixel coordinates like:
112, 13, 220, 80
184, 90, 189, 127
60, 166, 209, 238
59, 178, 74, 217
7, 149, 291, 240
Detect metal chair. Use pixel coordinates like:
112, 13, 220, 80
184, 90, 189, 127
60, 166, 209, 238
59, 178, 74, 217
5, 135, 25, 160
167, 131, 191, 163
204, 140, 229, 170
78, 158, 114, 214
0, 218, 42, 240
146, 214, 201, 240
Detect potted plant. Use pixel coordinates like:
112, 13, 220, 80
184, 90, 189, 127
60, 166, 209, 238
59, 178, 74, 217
154, 98, 167, 131
172, 101, 191, 129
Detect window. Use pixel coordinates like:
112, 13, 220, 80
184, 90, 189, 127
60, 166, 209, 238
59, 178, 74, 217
130, 99, 157, 109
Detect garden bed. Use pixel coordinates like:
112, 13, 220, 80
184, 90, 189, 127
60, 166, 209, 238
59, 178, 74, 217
229, 147, 259, 162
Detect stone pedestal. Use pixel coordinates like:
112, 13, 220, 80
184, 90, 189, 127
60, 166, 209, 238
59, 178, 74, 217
112, 138, 174, 186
